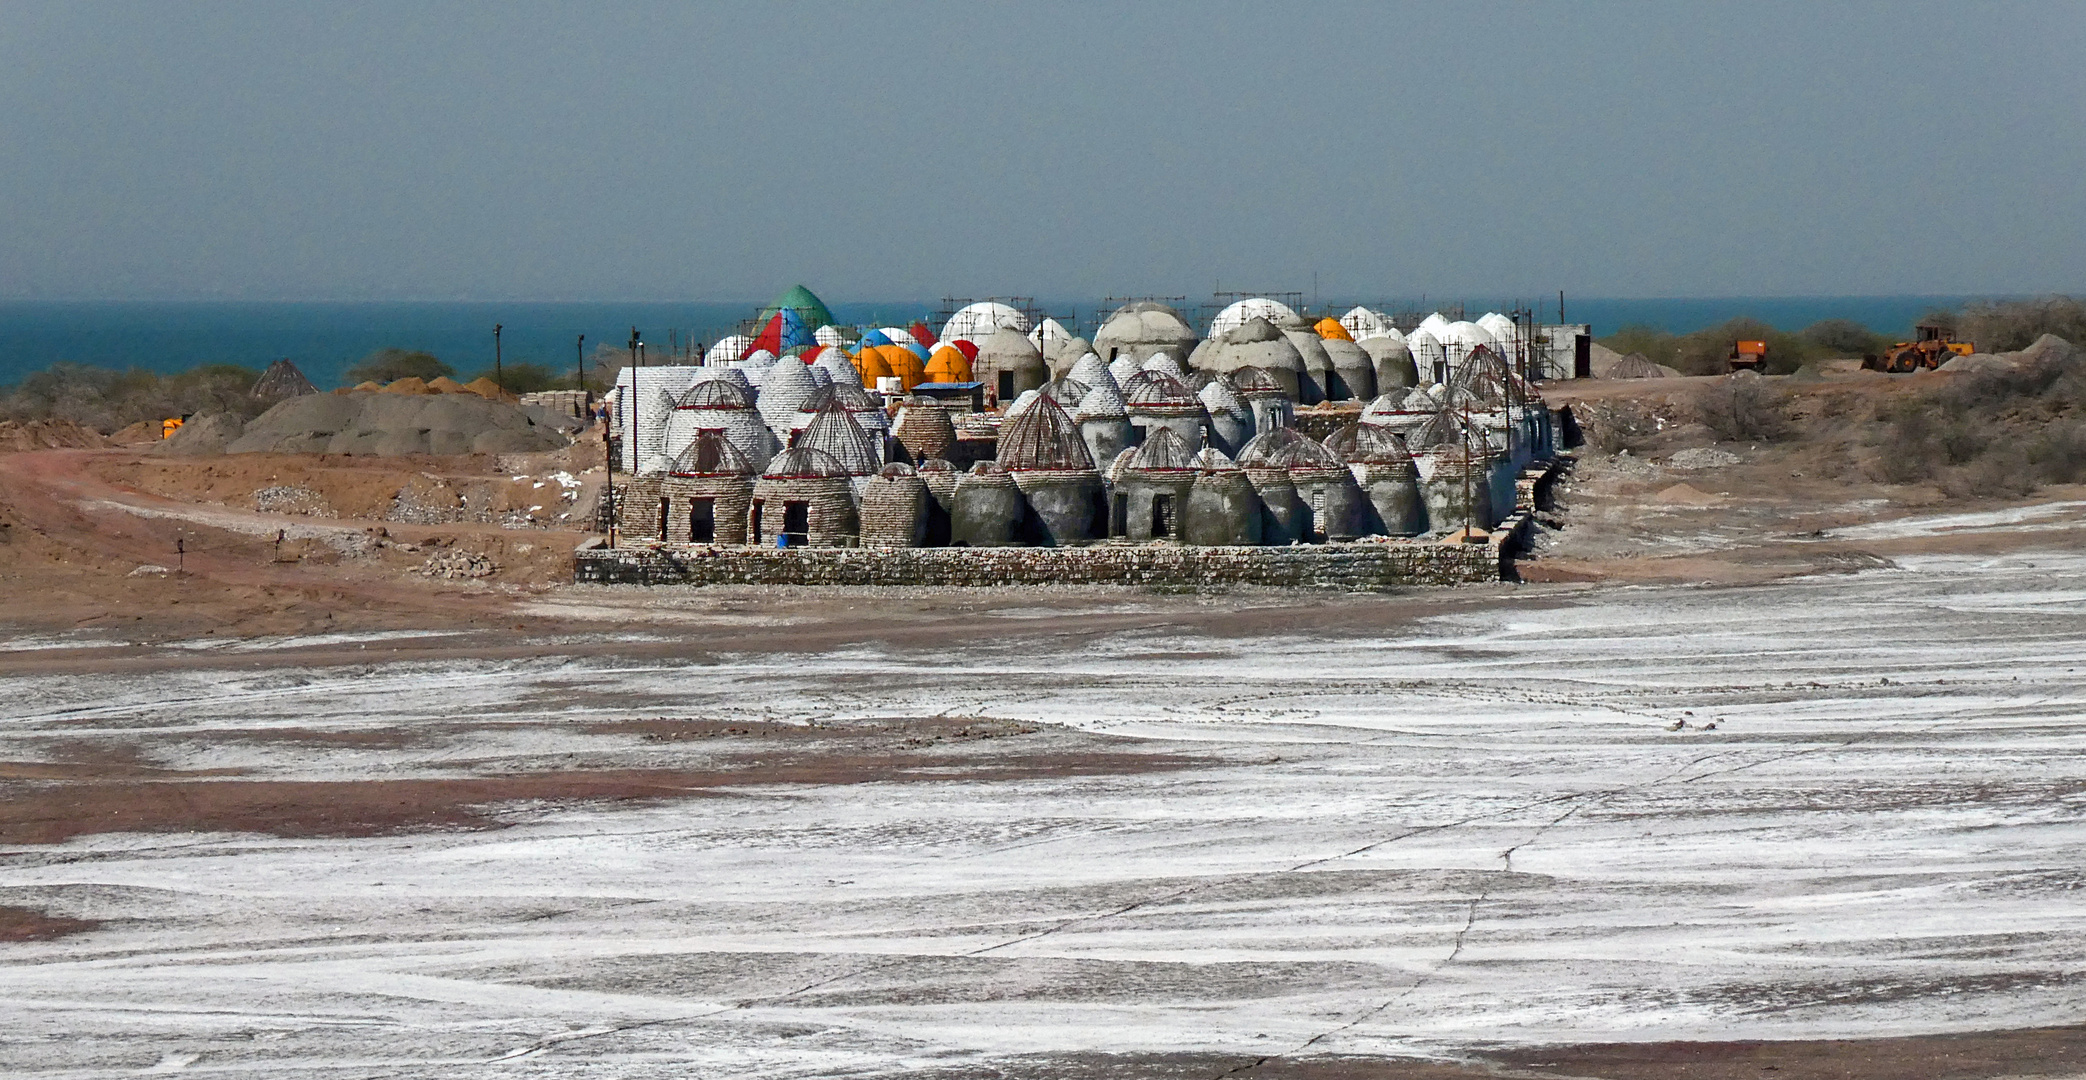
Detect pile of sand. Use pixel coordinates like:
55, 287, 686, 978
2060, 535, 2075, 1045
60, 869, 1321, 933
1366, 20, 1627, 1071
0, 418, 110, 452
159, 413, 248, 455
218, 392, 579, 456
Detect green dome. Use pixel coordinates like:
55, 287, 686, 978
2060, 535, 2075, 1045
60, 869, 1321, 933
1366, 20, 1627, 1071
757, 284, 835, 331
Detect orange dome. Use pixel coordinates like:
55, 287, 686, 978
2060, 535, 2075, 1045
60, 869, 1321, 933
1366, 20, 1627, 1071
925, 344, 973, 384
1314, 317, 1353, 341
855, 348, 894, 384
867, 344, 919, 390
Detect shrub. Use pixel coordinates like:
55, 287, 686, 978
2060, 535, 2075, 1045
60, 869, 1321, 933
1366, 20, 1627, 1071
468, 362, 564, 394
344, 348, 452, 385
1954, 296, 2086, 354
0, 361, 267, 432
1801, 319, 1886, 358
1696, 375, 1791, 442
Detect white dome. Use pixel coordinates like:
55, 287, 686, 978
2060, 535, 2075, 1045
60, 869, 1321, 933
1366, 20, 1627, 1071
941, 302, 1029, 344
1209, 298, 1298, 338
1027, 317, 1074, 350
1339, 306, 1392, 340
1477, 312, 1518, 343
1415, 312, 1451, 337
878, 327, 918, 346
1406, 329, 1447, 375
1140, 351, 1185, 378
813, 325, 849, 348
705, 334, 754, 365
1437, 321, 1494, 366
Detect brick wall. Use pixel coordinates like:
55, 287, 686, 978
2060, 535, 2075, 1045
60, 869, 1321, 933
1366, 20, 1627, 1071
574, 535, 1508, 590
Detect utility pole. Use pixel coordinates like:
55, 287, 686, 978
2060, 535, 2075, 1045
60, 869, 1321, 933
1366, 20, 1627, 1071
576, 334, 586, 395
629, 326, 640, 368
493, 323, 503, 389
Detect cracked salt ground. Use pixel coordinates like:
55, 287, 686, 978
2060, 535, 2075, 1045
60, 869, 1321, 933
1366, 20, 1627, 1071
3, 553, 2086, 1075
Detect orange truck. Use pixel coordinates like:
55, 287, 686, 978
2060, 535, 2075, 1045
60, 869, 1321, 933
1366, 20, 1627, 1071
1728, 340, 1768, 372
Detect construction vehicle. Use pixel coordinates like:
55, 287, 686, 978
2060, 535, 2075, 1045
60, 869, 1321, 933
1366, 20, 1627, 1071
160, 416, 185, 439
1728, 340, 1768, 373
1863, 323, 1974, 373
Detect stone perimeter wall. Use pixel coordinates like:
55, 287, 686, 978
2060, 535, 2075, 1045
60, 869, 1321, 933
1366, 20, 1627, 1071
574, 529, 1515, 591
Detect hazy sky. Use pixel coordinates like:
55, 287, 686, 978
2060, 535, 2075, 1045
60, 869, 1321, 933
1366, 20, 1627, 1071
4, 1, 2082, 302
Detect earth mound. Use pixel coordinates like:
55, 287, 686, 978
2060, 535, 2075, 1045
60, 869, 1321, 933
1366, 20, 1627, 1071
0, 418, 109, 452
222, 391, 578, 456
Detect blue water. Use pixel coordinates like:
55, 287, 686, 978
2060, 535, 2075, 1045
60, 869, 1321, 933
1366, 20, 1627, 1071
0, 296, 2001, 390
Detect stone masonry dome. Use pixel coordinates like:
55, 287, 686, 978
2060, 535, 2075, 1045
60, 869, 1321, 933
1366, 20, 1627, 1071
761, 445, 850, 479
997, 393, 1096, 472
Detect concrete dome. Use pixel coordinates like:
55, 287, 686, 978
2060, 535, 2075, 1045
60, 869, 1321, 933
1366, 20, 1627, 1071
1322, 336, 1376, 401
1282, 328, 1335, 404
973, 327, 1048, 401
756, 357, 818, 433
1074, 381, 1128, 420
1067, 351, 1116, 392
1340, 306, 1392, 340
1209, 298, 1299, 338
1093, 302, 1199, 364
1107, 350, 1145, 388
941, 302, 1030, 344
1196, 317, 1304, 400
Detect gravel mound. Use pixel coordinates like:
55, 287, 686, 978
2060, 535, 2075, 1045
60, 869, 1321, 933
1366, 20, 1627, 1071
225, 392, 574, 456
160, 412, 247, 455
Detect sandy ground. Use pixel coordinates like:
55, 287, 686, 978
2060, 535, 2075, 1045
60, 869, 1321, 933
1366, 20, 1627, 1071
4, 418, 2086, 1077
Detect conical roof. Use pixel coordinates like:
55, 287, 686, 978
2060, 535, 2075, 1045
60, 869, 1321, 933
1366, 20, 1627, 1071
1128, 427, 1197, 472
892, 399, 957, 461
1406, 407, 1480, 452
1237, 427, 1344, 472
694, 365, 754, 392
1191, 446, 1237, 470
758, 285, 835, 331
1198, 378, 1247, 416
669, 430, 753, 476
1140, 351, 1185, 378
1067, 352, 1114, 390
678, 380, 753, 409
756, 357, 818, 431
252, 358, 317, 400
796, 401, 883, 475
1074, 381, 1128, 421
762, 445, 850, 479
1039, 377, 1090, 406
1122, 371, 1200, 410
996, 393, 1096, 472
1343, 423, 1416, 466
1107, 350, 1144, 387
1227, 366, 1286, 398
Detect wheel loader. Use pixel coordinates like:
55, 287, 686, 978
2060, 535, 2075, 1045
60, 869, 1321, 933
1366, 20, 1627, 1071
1863, 323, 1975, 373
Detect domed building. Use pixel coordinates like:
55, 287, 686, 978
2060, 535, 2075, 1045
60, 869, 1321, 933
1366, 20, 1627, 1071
1180, 454, 1263, 547
1237, 427, 1364, 542
892, 397, 957, 463
1281, 327, 1335, 405
1208, 298, 1300, 338
1321, 335, 1377, 402
1198, 377, 1254, 456
1359, 332, 1419, 393
756, 357, 819, 437
1091, 301, 1200, 364
1112, 427, 1200, 542
973, 327, 1048, 405
793, 400, 885, 490
1073, 381, 1133, 474
860, 462, 931, 547
940, 301, 1030, 344
657, 431, 755, 544
1332, 423, 1424, 536
750, 446, 858, 548
1194, 317, 1305, 401
664, 378, 779, 474
1121, 372, 1207, 451
996, 393, 1103, 546
915, 457, 959, 545
1067, 351, 1116, 393
950, 461, 1023, 547
1227, 366, 1294, 436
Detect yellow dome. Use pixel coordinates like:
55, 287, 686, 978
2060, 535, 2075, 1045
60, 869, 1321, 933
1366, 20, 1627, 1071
855, 348, 894, 383
925, 345, 973, 384
876, 344, 925, 390
1314, 317, 1353, 341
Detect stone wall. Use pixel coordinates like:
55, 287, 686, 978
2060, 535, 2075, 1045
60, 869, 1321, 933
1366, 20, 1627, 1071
574, 535, 1509, 590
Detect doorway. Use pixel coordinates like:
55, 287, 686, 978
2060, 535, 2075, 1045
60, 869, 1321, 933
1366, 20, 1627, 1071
782, 500, 810, 546
688, 497, 715, 543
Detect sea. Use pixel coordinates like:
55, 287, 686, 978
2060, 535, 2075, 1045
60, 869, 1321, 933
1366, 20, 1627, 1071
0, 296, 1998, 391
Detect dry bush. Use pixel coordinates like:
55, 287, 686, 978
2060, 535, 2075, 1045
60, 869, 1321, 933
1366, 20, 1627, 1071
1578, 400, 1665, 453
0, 362, 267, 433
1956, 296, 2086, 354
1695, 375, 1791, 442
1869, 337, 2085, 494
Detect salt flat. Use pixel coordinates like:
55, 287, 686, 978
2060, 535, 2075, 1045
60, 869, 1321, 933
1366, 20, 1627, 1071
2, 550, 2085, 1077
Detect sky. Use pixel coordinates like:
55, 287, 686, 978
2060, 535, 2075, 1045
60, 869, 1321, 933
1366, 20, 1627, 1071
2, 1, 2082, 303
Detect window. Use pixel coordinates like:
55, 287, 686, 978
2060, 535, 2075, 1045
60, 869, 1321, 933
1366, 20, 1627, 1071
997, 371, 1014, 400
656, 497, 670, 540
783, 500, 810, 546
748, 499, 763, 543
1110, 493, 1128, 537
689, 497, 715, 543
